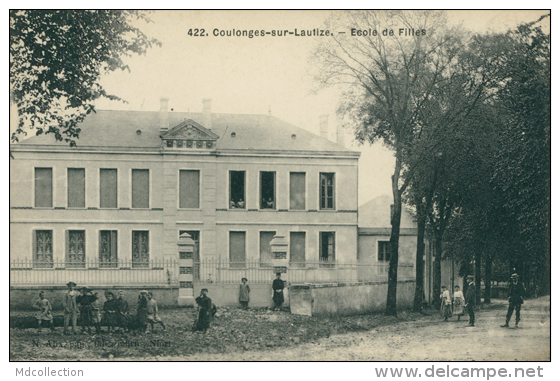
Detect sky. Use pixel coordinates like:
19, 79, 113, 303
15, 10, 551, 206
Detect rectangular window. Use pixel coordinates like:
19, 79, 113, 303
260, 171, 276, 209
320, 173, 335, 210
230, 171, 245, 209
132, 231, 149, 268
320, 232, 335, 263
290, 172, 306, 210
66, 230, 85, 268
100, 169, 117, 208
290, 232, 306, 267
180, 230, 200, 280
131, 169, 149, 208
35, 168, 53, 208
67, 168, 85, 208
99, 230, 118, 268
229, 231, 246, 268
378, 241, 391, 261
259, 231, 276, 267
179, 170, 200, 209
33, 230, 53, 268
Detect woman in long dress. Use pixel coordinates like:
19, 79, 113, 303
453, 285, 466, 321
239, 278, 250, 309
440, 286, 452, 321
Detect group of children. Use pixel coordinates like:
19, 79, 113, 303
33, 275, 279, 335
33, 282, 165, 335
440, 285, 466, 321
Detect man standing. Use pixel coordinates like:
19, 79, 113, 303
501, 273, 526, 328
63, 281, 79, 335
465, 275, 476, 327
272, 272, 285, 311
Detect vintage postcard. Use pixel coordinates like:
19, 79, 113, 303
9, 9, 550, 375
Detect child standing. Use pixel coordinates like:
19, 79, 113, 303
115, 290, 130, 333
146, 292, 166, 332
63, 281, 79, 335
33, 291, 55, 333
453, 285, 466, 321
440, 286, 452, 321
77, 286, 95, 334
102, 291, 118, 333
136, 290, 149, 333
239, 277, 250, 309
193, 288, 212, 333
90, 292, 101, 334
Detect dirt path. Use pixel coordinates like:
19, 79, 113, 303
162, 296, 550, 361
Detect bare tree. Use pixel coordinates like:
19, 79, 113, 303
312, 10, 484, 316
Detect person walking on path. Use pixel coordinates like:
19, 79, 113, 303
453, 285, 465, 321
440, 286, 452, 321
272, 273, 285, 311
465, 275, 476, 327
501, 273, 526, 328
239, 278, 250, 309
33, 291, 55, 333
63, 281, 79, 335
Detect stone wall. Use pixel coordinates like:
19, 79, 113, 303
290, 280, 416, 317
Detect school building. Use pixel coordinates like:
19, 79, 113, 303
10, 98, 453, 314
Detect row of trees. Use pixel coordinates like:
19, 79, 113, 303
313, 11, 550, 315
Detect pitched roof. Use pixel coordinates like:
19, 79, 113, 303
16, 110, 358, 156
358, 194, 417, 228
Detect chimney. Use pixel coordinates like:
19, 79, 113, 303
319, 114, 329, 140
159, 97, 169, 133
336, 118, 346, 147
202, 98, 212, 129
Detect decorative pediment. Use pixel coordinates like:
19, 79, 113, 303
162, 119, 219, 141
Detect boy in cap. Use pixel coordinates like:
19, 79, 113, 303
464, 275, 476, 327
63, 281, 79, 335
501, 273, 526, 328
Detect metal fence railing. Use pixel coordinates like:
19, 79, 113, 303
10, 259, 415, 286
10, 259, 177, 286
196, 259, 415, 284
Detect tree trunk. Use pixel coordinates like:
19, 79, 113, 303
484, 252, 492, 304
432, 230, 443, 308
386, 173, 403, 317
475, 250, 482, 306
413, 207, 427, 312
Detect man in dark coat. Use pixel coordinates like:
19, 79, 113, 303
272, 272, 285, 311
501, 273, 526, 328
465, 275, 476, 327
193, 288, 212, 333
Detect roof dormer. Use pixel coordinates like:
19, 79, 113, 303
161, 119, 220, 150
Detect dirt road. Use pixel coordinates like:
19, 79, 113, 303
172, 296, 550, 361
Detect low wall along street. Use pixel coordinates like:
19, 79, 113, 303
11, 280, 416, 316
290, 280, 416, 317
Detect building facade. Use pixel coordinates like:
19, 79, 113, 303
10, 99, 361, 305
